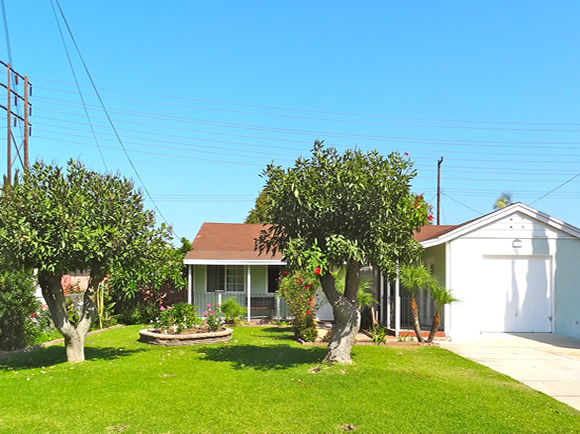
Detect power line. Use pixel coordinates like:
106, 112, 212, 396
529, 173, 580, 205
30, 76, 580, 127
441, 192, 484, 215
49, 0, 107, 170
0, 0, 12, 66
52, 0, 176, 237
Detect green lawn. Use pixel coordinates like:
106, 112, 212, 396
0, 326, 578, 433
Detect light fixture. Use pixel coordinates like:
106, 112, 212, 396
512, 239, 522, 249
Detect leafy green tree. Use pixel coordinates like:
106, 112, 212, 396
245, 189, 271, 224
399, 264, 437, 343
258, 141, 428, 363
493, 192, 514, 210
426, 285, 459, 343
0, 160, 173, 362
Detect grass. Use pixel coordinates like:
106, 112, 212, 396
0, 325, 578, 433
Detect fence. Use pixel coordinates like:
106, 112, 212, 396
391, 295, 443, 331
192, 292, 291, 320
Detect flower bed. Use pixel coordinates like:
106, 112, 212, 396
138, 327, 233, 346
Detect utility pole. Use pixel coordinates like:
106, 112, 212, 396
437, 156, 444, 225
0, 61, 32, 184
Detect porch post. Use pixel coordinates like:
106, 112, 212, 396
187, 265, 192, 305
444, 241, 451, 338
395, 260, 401, 337
379, 273, 384, 324
276, 297, 281, 320
246, 266, 251, 323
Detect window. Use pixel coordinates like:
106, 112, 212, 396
206, 265, 245, 292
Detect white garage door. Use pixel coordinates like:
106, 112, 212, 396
482, 256, 552, 333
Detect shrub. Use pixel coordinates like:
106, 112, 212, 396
153, 302, 200, 333
278, 270, 318, 342
0, 268, 40, 351
221, 298, 246, 324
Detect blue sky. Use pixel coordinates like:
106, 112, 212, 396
1, 1, 580, 241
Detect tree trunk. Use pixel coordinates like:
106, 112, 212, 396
38, 270, 100, 363
64, 329, 86, 362
320, 260, 361, 364
323, 297, 360, 364
410, 297, 424, 342
427, 311, 440, 343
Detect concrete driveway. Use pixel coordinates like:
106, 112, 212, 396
439, 333, 580, 411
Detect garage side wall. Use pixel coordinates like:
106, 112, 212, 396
553, 239, 580, 339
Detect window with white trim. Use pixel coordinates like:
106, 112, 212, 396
206, 265, 245, 292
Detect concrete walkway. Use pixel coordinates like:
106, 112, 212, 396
439, 333, 580, 411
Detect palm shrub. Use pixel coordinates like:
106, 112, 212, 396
399, 264, 437, 342
221, 298, 246, 324
426, 285, 459, 343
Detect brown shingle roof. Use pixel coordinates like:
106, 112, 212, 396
185, 223, 283, 261
414, 225, 460, 243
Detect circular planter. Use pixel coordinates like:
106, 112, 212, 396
139, 327, 233, 346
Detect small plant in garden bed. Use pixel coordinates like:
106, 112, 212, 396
151, 302, 202, 334
204, 303, 225, 331
368, 323, 387, 344
220, 298, 246, 325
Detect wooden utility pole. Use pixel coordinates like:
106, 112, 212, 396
0, 61, 32, 184
6, 62, 10, 183
437, 156, 444, 225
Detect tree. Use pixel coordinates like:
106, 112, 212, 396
257, 141, 428, 363
0, 160, 173, 362
426, 285, 459, 343
399, 264, 437, 343
493, 192, 514, 210
244, 189, 271, 224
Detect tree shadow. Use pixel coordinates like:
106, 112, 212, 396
0, 345, 146, 371
254, 326, 297, 341
197, 343, 326, 371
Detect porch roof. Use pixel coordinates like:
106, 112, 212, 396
184, 223, 285, 265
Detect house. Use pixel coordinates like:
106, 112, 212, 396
384, 203, 580, 341
184, 223, 289, 320
186, 203, 580, 341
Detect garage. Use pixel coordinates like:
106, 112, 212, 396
416, 203, 580, 341
482, 256, 552, 333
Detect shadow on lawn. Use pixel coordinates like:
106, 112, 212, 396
0, 345, 146, 370
255, 326, 296, 341
198, 343, 326, 370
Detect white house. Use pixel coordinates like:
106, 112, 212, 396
405, 203, 580, 341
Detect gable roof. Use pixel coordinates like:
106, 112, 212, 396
420, 203, 580, 248
184, 223, 284, 265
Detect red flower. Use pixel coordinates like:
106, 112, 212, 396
314, 267, 321, 275
305, 285, 310, 289
428, 214, 434, 221
306, 311, 310, 315
284, 271, 288, 275
296, 280, 300, 284
404, 152, 409, 157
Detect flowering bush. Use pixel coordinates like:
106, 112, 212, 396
278, 270, 318, 342
152, 302, 200, 334
204, 303, 225, 331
